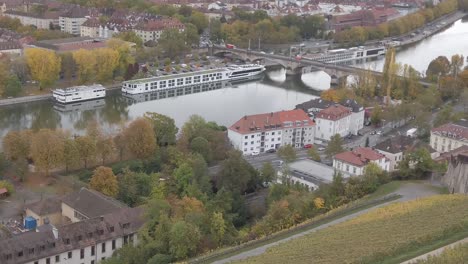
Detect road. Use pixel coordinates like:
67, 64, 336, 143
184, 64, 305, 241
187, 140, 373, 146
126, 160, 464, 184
212, 182, 442, 264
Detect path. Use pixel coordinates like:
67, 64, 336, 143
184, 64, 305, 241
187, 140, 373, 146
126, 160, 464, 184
213, 182, 440, 264
401, 237, 468, 264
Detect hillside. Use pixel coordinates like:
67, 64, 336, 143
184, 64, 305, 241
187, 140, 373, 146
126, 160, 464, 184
413, 242, 468, 264
238, 195, 468, 264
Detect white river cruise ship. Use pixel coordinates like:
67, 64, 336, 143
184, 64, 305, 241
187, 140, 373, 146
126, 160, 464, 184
306, 46, 386, 64
52, 84, 106, 103
122, 64, 265, 95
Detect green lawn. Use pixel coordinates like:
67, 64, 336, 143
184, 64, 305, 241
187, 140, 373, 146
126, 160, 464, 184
412, 242, 468, 264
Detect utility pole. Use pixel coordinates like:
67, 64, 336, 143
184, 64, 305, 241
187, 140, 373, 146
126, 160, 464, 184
258, 37, 261, 51
248, 39, 251, 51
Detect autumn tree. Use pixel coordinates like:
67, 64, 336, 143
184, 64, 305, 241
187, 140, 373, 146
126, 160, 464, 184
75, 135, 96, 168
30, 129, 65, 176
371, 104, 383, 126
307, 147, 321, 162
169, 220, 201, 260
106, 38, 136, 76
63, 137, 79, 172
89, 166, 118, 197
123, 118, 157, 159
96, 135, 116, 165
260, 162, 276, 183
426, 56, 450, 79
73, 49, 97, 83
25, 48, 61, 89
2, 130, 31, 162
325, 134, 344, 158
94, 48, 120, 83
320, 89, 340, 102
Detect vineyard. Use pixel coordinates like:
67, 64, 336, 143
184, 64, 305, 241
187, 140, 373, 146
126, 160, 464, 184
239, 195, 468, 264
414, 243, 468, 264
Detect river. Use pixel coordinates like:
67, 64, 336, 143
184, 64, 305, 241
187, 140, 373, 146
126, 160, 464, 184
0, 18, 467, 138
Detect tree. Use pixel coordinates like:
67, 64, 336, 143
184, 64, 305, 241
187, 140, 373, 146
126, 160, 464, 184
210, 212, 226, 245
307, 147, 321, 162
365, 137, 370, 147
0, 180, 14, 194
96, 136, 116, 165
188, 11, 208, 33
60, 52, 75, 82
325, 134, 344, 158
30, 129, 65, 176
260, 162, 276, 183
371, 104, 383, 126
169, 220, 201, 260
184, 23, 199, 47
173, 162, 194, 196
190, 137, 211, 162
426, 56, 450, 78
450, 54, 464, 77
106, 38, 136, 76
25, 48, 61, 89
158, 29, 187, 59
63, 138, 79, 172
115, 31, 143, 47
144, 112, 178, 146
75, 136, 96, 169
94, 48, 120, 83
4, 75, 22, 97
73, 49, 97, 83
277, 145, 297, 163
89, 166, 118, 197
217, 150, 257, 193
2, 130, 31, 162
123, 118, 157, 159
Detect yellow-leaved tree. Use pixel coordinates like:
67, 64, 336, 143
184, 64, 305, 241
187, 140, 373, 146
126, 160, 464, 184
94, 48, 120, 83
72, 49, 96, 84
89, 166, 118, 197
25, 48, 61, 89
30, 129, 65, 176
123, 118, 157, 159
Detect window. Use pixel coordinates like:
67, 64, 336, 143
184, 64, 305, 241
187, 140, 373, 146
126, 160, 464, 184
29, 248, 34, 254
112, 240, 116, 250
244, 142, 247, 145
346, 165, 349, 172
34, 262, 38, 264
65, 238, 70, 245
244, 136, 248, 139
129, 234, 134, 243
122, 223, 130, 229
18, 251, 23, 257
124, 235, 128, 245
46, 258, 50, 264
68, 252, 72, 259
109, 226, 114, 232
91, 246, 95, 256
272, 132, 275, 135
91, 261, 95, 264
77, 235, 82, 241
55, 255, 60, 262
102, 257, 106, 260
102, 242, 106, 253
251, 135, 254, 138
80, 249, 84, 259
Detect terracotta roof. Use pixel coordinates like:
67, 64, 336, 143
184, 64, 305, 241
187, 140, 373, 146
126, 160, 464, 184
431, 121, 468, 141
435, 145, 468, 162
135, 18, 185, 31
316, 104, 351, 121
61, 188, 127, 219
374, 135, 414, 154
334, 147, 385, 167
0, 188, 8, 195
229, 109, 314, 134
25, 197, 61, 215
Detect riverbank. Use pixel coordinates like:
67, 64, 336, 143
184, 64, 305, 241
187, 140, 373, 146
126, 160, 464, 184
0, 83, 122, 107
396, 11, 466, 48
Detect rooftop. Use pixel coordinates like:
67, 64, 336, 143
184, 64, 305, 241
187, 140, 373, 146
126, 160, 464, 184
334, 147, 386, 167
229, 109, 314, 134
374, 135, 414, 154
316, 104, 351, 121
61, 188, 127, 219
289, 159, 347, 183
431, 120, 468, 141
25, 197, 61, 216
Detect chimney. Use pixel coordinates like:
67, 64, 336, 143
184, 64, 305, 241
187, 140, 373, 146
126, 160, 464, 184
52, 226, 58, 239
244, 115, 247, 120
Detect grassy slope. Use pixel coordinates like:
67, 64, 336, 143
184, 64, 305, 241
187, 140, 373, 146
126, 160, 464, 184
412, 242, 468, 264
238, 194, 468, 264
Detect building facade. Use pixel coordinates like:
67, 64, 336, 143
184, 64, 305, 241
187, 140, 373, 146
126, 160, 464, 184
430, 121, 468, 153
315, 104, 351, 141
4, 10, 59, 29
333, 147, 390, 176
228, 109, 315, 155
133, 18, 185, 43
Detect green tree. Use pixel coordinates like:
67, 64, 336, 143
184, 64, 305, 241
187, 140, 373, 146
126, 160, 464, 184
115, 31, 143, 47
210, 212, 226, 245
277, 145, 297, 163
0, 180, 14, 194
173, 162, 194, 196
190, 136, 211, 162
4, 75, 22, 97
260, 162, 276, 183
217, 150, 257, 193
325, 134, 344, 158
371, 104, 383, 126
307, 147, 321, 162
144, 112, 178, 146
184, 23, 199, 47
158, 29, 187, 59
89, 166, 118, 197
169, 220, 201, 260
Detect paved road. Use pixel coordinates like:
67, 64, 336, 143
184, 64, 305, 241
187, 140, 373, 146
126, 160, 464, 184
213, 182, 441, 264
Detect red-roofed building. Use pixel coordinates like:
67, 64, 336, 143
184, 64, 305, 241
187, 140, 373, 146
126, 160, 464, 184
228, 109, 315, 155
333, 147, 390, 175
430, 120, 468, 153
331, 8, 399, 32
134, 18, 185, 44
315, 104, 352, 141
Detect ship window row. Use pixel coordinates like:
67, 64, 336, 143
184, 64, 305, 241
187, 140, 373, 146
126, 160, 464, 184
132, 73, 223, 89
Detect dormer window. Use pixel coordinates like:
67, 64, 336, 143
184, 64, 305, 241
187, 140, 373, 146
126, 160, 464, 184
88, 232, 93, 238
40, 245, 45, 251
77, 235, 82, 241
98, 229, 104, 235
65, 239, 70, 245
109, 226, 114, 232
29, 248, 34, 254
17, 251, 23, 257
122, 223, 130, 229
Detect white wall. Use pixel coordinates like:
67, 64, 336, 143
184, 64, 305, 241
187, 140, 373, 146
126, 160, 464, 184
349, 110, 364, 135
333, 159, 364, 175
430, 132, 468, 153
316, 115, 351, 141
376, 149, 402, 171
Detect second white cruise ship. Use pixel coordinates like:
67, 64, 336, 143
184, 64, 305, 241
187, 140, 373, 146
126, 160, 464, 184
122, 64, 265, 95
52, 84, 106, 103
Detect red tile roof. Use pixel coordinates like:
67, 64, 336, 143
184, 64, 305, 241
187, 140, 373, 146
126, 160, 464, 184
316, 104, 351, 121
431, 121, 468, 141
335, 147, 385, 167
0, 188, 8, 195
229, 109, 314, 134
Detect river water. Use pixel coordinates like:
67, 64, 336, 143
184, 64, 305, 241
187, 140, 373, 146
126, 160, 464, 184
1, 18, 468, 138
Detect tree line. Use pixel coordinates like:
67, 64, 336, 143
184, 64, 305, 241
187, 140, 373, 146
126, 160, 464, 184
334, 0, 459, 45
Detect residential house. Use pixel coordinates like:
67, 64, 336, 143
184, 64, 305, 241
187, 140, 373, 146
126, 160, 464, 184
228, 109, 315, 155
133, 18, 185, 44
0, 40, 23, 55
4, 10, 60, 29
331, 8, 399, 32
333, 147, 390, 176
24, 197, 63, 226
0, 207, 143, 264
315, 104, 351, 141
430, 120, 468, 154
59, 6, 94, 35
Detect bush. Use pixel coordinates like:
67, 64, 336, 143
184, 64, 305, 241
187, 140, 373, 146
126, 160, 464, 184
111, 160, 144, 175
76, 169, 93, 183
0, 180, 14, 194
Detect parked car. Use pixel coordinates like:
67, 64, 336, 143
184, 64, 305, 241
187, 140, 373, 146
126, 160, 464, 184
266, 149, 276, 153
370, 130, 376, 135
346, 134, 353, 139
318, 147, 325, 151
376, 131, 382, 135
251, 151, 260, 156
303, 144, 313, 149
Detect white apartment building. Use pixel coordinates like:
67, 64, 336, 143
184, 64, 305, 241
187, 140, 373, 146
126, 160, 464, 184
0, 207, 143, 264
4, 10, 59, 29
333, 147, 390, 176
315, 104, 351, 141
228, 109, 315, 155
59, 6, 91, 35
430, 121, 468, 153
134, 19, 185, 43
